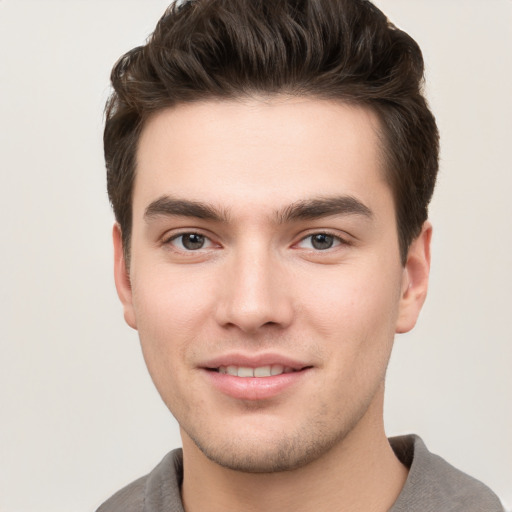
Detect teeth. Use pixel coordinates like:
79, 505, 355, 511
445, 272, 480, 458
254, 366, 271, 377
237, 366, 254, 378
226, 365, 238, 376
218, 364, 295, 377
271, 365, 284, 376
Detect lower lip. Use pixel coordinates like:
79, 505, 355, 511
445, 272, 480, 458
203, 369, 310, 401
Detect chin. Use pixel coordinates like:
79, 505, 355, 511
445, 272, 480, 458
184, 422, 347, 474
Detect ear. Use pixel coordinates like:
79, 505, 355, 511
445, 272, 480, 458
113, 223, 137, 330
395, 222, 432, 334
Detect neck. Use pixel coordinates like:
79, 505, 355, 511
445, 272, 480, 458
180, 392, 408, 512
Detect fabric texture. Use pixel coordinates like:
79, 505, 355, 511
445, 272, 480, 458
96, 435, 504, 512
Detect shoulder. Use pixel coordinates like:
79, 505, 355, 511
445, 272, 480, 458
95, 448, 184, 512
96, 475, 146, 512
390, 435, 505, 512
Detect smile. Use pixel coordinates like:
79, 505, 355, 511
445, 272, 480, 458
215, 365, 298, 377
203, 360, 312, 400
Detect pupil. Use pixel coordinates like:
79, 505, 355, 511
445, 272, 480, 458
312, 233, 333, 250
183, 233, 205, 250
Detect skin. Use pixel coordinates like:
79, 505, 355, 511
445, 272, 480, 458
113, 97, 431, 512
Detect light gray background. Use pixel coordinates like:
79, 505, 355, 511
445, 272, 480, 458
1, 1, 511, 511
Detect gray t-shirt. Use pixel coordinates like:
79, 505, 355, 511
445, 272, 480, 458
96, 435, 504, 511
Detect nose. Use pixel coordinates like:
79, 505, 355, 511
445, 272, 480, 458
214, 244, 294, 333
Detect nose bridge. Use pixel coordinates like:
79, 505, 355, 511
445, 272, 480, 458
216, 238, 292, 332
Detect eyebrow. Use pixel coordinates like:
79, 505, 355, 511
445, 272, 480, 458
276, 196, 373, 223
144, 194, 372, 224
144, 196, 230, 223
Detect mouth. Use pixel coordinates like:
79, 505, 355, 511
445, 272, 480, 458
208, 365, 304, 378
201, 357, 313, 400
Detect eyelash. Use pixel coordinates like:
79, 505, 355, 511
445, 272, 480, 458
163, 231, 215, 251
162, 231, 349, 252
295, 232, 349, 251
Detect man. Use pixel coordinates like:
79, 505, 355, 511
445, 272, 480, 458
98, 0, 505, 510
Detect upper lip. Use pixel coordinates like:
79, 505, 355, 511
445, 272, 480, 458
200, 353, 311, 370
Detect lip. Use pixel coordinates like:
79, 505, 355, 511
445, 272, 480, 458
199, 353, 313, 401
201, 352, 309, 371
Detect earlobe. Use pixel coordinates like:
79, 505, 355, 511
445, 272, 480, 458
113, 223, 137, 330
395, 222, 432, 334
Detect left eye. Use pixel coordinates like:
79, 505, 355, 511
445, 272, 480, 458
168, 233, 213, 251
297, 233, 342, 250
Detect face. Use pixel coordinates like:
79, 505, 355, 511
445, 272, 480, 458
114, 97, 430, 472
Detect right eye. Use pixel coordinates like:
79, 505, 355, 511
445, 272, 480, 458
167, 233, 214, 251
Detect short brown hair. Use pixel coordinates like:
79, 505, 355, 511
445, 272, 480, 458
104, 0, 439, 264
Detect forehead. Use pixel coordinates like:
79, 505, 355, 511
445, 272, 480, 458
134, 97, 389, 216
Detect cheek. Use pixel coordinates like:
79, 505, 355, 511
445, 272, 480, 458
295, 261, 403, 382
299, 264, 401, 330
132, 265, 216, 333
129, 274, 210, 417
129, 267, 217, 379
298, 267, 401, 409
